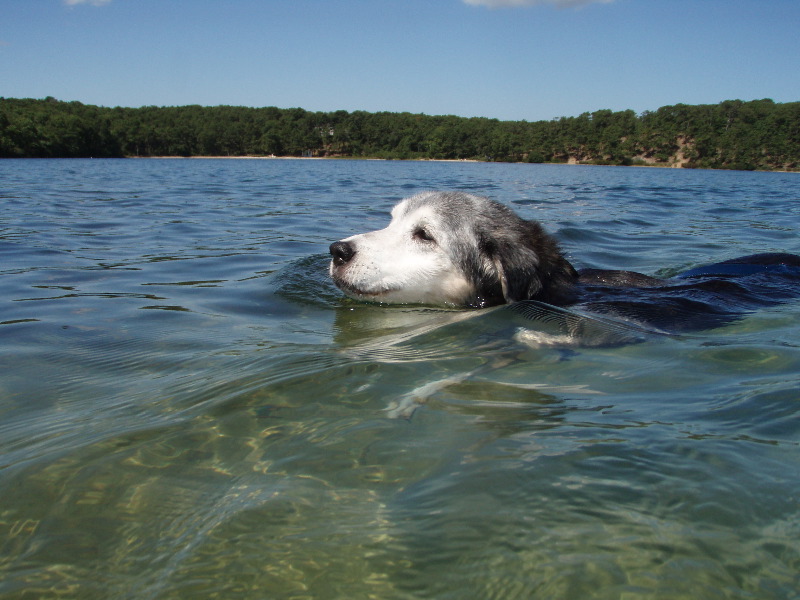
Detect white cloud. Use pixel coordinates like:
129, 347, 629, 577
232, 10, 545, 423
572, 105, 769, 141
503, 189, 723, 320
464, 0, 614, 8
64, 0, 112, 6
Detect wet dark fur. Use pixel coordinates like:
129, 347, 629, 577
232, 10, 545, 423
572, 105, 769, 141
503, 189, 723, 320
459, 196, 800, 331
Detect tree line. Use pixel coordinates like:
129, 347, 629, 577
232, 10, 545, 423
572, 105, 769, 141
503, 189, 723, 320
1, 96, 798, 170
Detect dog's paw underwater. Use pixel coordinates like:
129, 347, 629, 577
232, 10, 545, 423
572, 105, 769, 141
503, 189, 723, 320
330, 191, 800, 336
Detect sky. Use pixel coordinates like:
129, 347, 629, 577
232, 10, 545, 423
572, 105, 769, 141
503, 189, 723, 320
2, 0, 799, 122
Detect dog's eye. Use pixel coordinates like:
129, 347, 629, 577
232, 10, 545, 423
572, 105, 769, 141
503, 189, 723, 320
413, 227, 435, 244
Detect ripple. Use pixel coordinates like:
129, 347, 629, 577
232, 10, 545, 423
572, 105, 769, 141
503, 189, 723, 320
1, 159, 799, 599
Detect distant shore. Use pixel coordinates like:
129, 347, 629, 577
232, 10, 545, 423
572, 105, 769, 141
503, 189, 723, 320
129, 155, 481, 162
5, 97, 799, 171
124, 155, 799, 172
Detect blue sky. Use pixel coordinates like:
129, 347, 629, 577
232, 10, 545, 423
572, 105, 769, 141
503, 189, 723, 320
2, 0, 798, 122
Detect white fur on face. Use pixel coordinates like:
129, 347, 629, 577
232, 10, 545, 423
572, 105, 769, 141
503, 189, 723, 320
329, 199, 475, 306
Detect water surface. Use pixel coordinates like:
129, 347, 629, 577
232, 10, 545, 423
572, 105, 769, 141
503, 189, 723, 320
1, 159, 799, 599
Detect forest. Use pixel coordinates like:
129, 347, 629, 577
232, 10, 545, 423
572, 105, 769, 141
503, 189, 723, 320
1, 96, 799, 170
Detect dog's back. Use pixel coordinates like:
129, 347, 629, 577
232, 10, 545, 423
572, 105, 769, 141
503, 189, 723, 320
572, 253, 800, 332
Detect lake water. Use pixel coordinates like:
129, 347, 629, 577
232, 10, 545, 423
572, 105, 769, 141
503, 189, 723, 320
1, 158, 799, 599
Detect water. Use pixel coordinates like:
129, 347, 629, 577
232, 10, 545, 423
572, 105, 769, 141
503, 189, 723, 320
1, 159, 799, 599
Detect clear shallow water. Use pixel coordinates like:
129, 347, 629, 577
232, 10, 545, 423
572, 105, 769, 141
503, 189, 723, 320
1, 158, 799, 599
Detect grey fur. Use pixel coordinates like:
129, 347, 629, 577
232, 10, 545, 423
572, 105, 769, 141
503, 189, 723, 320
329, 191, 579, 307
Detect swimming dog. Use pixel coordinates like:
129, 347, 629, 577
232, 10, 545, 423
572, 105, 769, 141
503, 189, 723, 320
329, 191, 800, 332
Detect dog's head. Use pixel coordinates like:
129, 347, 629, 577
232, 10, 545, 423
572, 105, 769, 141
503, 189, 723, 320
329, 191, 577, 307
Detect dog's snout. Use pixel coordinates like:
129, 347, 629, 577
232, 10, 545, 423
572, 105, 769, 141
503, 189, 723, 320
330, 240, 356, 266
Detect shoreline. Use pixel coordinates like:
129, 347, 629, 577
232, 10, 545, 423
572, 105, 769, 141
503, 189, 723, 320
129, 155, 482, 163
5, 155, 797, 172
124, 155, 799, 172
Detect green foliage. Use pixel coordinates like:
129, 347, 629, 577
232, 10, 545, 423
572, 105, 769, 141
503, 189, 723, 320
1, 96, 798, 170
0, 97, 121, 158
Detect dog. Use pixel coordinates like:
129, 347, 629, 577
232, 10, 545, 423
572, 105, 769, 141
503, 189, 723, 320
330, 191, 800, 333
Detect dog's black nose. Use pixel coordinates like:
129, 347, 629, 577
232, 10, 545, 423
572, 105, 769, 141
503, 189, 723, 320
330, 241, 356, 266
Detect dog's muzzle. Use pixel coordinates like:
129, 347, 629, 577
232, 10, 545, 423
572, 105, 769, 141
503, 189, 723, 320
330, 241, 356, 266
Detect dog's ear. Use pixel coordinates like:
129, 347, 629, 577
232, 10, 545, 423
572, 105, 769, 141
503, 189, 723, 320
480, 220, 577, 304
487, 237, 543, 303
